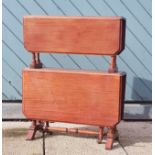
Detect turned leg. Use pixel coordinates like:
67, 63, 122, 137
105, 138, 113, 150
36, 53, 42, 68
26, 120, 37, 140
105, 126, 118, 150
97, 126, 104, 144
30, 53, 42, 68
45, 121, 53, 135
30, 53, 36, 68
26, 120, 44, 140
46, 121, 49, 127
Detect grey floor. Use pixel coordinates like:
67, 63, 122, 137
2, 121, 151, 155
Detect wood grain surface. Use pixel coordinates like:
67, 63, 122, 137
23, 16, 125, 55
22, 68, 125, 126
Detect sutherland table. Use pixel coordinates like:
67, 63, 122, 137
22, 16, 126, 150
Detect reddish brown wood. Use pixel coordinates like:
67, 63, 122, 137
23, 16, 125, 55
26, 120, 37, 140
28, 52, 46, 139
108, 56, 118, 73
28, 52, 43, 139
105, 126, 118, 150
77, 129, 98, 135
97, 127, 104, 144
46, 121, 49, 127
48, 127, 67, 133
67, 128, 78, 134
30, 53, 42, 69
26, 120, 44, 140
120, 74, 126, 120
36, 53, 42, 68
22, 16, 126, 150
46, 127, 98, 136
22, 68, 125, 127
105, 138, 114, 150
30, 53, 36, 68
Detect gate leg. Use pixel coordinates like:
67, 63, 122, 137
26, 120, 44, 140
46, 121, 49, 127
45, 121, 52, 135
26, 120, 37, 140
105, 126, 118, 150
97, 126, 104, 144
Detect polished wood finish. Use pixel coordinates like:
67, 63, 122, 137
105, 126, 118, 150
22, 16, 126, 150
23, 68, 125, 127
27, 51, 47, 140
97, 127, 104, 144
108, 56, 118, 73
45, 127, 99, 136
23, 16, 125, 55
26, 120, 44, 140
30, 53, 42, 69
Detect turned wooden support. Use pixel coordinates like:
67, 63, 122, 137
36, 53, 43, 68
105, 126, 118, 150
105, 127, 115, 150
26, 120, 45, 140
97, 126, 104, 144
27, 53, 47, 140
30, 53, 36, 68
108, 56, 118, 73
46, 121, 49, 127
30, 53, 42, 68
46, 127, 98, 136
26, 120, 37, 140
36, 53, 40, 64
23, 17, 126, 151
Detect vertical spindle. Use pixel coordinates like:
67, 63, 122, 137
36, 53, 42, 68
108, 56, 118, 73
30, 53, 42, 68
30, 53, 36, 68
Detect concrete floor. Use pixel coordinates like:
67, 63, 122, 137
2, 121, 151, 155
